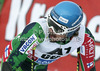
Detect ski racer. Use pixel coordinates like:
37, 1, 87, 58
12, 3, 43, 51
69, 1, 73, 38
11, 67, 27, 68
1, 1, 96, 71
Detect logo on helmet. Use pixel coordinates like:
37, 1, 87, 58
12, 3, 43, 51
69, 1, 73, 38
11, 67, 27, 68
72, 15, 82, 26
59, 16, 69, 24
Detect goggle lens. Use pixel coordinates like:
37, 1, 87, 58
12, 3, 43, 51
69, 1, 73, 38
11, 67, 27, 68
48, 16, 64, 33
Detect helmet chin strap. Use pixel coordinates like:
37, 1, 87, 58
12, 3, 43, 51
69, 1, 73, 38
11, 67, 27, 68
66, 27, 80, 39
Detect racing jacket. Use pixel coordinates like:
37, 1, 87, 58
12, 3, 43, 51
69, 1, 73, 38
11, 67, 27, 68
1, 18, 96, 71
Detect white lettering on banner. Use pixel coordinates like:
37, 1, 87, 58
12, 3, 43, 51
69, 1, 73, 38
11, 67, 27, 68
5, 0, 33, 40
5, 0, 22, 40
44, 7, 53, 17
88, 16, 100, 42
30, 3, 46, 22
17, 0, 33, 35
19, 34, 37, 53
4, 0, 100, 60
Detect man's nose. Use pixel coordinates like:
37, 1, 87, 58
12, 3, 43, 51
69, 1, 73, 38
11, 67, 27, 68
49, 28, 53, 32
49, 28, 54, 34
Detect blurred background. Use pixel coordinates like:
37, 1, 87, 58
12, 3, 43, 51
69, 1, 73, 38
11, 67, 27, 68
0, 0, 100, 71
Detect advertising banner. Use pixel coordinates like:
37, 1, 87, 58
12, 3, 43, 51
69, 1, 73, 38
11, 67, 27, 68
0, 0, 100, 71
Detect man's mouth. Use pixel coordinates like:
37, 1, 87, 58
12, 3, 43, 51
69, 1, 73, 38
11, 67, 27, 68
49, 33, 63, 42
49, 34, 56, 38
49, 34, 57, 42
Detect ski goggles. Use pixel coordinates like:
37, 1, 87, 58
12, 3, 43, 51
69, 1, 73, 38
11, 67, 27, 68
47, 15, 68, 35
47, 14, 81, 35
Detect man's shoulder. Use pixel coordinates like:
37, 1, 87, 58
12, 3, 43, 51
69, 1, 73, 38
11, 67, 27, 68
33, 18, 48, 36
21, 18, 47, 37
31, 18, 47, 27
85, 27, 95, 40
11, 19, 47, 50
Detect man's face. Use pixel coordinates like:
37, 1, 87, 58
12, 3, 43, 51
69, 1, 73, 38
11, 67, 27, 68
49, 28, 66, 42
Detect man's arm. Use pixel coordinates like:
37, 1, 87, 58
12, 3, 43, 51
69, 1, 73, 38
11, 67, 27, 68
78, 28, 96, 71
1, 22, 45, 71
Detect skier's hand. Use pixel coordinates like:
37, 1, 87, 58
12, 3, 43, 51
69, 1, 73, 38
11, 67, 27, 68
1, 62, 12, 71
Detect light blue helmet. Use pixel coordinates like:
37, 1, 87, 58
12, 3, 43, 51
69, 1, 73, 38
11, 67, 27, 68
48, 1, 83, 38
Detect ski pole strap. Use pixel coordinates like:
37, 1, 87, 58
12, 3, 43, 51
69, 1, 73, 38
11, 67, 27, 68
77, 48, 80, 71
1, 62, 12, 71
77, 61, 79, 71
31, 59, 34, 71
31, 46, 36, 71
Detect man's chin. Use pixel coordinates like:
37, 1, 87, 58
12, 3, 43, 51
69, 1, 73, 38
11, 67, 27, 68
49, 39, 59, 42
49, 38, 62, 42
